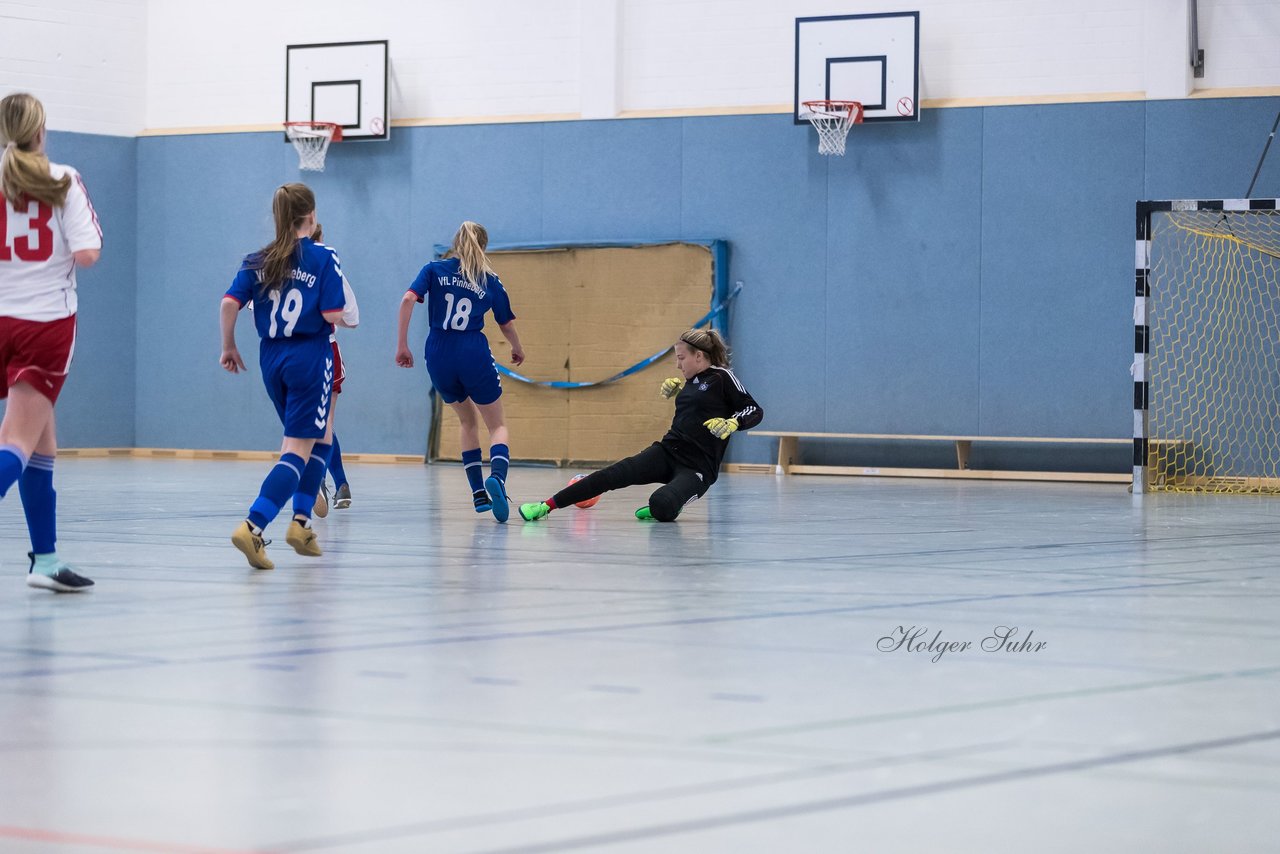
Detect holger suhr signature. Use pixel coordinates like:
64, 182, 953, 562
877, 625, 1047, 663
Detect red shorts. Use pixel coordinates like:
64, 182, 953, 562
0, 314, 76, 404
331, 339, 346, 395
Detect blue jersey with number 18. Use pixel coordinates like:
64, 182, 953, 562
407, 257, 515, 333
226, 237, 346, 340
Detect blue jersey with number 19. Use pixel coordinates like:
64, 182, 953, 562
407, 257, 515, 334
226, 237, 346, 340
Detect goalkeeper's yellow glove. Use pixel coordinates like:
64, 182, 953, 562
660, 377, 685, 399
704, 417, 739, 440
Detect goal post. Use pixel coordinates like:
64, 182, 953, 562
1135, 199, 1280, 493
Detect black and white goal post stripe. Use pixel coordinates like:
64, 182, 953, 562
1132, 198, 1280, 494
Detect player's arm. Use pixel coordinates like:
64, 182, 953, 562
337, 273, 359, 328
63, 169, 102, 268
498, 321, 525, 367
703, 373, 763, 439
316, 252, 348, 328
219, 296, 246, 373
724, 375, 764, 431
395, 291, 418, 367
488, 280, 524, 365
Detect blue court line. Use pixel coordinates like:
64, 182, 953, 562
264, 740, 1018, 852
0, 647, 168, 664
464, 728, 1280, 854
705, 662, 1280, 743
0, 576, 1221, 681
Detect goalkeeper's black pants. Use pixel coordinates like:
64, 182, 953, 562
552, 442, 709, 522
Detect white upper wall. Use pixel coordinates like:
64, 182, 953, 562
145, 0, 582, 131
2, 0, 1276, 137
1198, 0, 1280, 90
622, 0, 1278, 111
0, 0, 147, 136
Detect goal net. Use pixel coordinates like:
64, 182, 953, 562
1136, 201, 1280, 493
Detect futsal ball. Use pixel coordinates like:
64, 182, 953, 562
568, 474, 599, 509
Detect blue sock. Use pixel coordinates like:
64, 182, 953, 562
489, 443, 510, 484
248, 453, 304, 531
19, 453, 56, 555
0, 444, 29, 498
462, 447, 485, 493
293, 442, 333, 518
328, 434, 348, 487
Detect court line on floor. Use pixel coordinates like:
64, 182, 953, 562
0, 576, 1220, 681
462, 728, 1280, 854
704, 662, 1280, 743
3, 661, 1275, 764
260, 740, 1017, 852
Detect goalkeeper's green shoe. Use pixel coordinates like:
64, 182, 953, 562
635, 506, 654, 521
519, 502, 550, 521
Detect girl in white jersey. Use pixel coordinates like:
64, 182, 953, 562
0, 92, 102, 592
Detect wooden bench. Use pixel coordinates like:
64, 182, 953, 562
748, 431, 1135, 484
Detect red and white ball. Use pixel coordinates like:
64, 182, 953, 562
568, 474, 599, 509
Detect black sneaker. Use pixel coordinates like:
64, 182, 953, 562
26, 552, 94, 592
473, 489, 492, 513
333, 482, 352, 509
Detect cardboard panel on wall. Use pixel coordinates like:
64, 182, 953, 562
434, 242, 716, 466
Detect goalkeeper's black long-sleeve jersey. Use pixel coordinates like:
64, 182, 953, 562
659, 366, 763, 484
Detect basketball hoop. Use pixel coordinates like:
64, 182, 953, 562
284, 121, 342, 172
800, 100, 863, 156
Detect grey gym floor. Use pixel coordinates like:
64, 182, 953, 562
0, 458, 1276, 853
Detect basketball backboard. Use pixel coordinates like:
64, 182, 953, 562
285, 40, 389, 142
794, 12, 920, 124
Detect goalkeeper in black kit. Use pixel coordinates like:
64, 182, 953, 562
519, 328, 763, 522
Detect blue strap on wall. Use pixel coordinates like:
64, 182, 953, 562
495, 281, 742, 390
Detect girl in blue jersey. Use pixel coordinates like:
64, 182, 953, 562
220, 183, 348, 569
396, 221, 525, 521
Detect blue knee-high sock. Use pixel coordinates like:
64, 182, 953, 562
248, 453, 305, 531
19, 452, 56, 555
462, 447, 485, 493
328, 434, 348, 488
489, 443, 509, 484
0, 444, 29, 498
293, 442, 332, 518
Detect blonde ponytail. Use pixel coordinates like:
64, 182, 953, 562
0, 93, 70, 207
448, 221, 496, 289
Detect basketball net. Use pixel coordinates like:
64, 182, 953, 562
801, 101, 863, 156
285, 122, 341, 172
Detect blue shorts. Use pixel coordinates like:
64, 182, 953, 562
425, 331, 502, 406
259, 335, 332, 439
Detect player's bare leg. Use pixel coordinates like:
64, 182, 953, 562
0, 381, 54, 455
